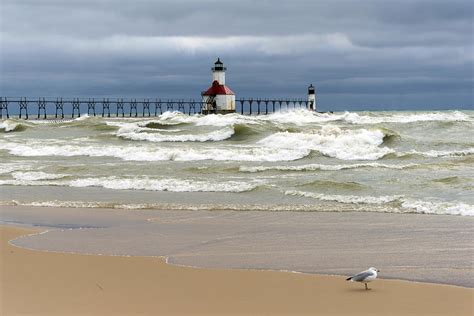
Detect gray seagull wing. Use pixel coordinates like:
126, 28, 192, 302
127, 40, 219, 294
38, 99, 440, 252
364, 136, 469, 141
350, 271, 374, 282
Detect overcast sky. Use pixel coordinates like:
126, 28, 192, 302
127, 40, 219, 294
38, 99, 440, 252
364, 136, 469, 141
1, 0, 473, 110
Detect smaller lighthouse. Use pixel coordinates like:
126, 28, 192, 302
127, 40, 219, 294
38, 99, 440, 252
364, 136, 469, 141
308, 84, 316, 111
202, 58, 236, 114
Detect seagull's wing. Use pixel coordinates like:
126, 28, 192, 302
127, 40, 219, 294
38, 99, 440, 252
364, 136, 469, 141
349, 270, 374, 282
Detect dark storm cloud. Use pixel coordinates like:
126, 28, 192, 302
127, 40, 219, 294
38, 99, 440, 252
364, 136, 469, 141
1, 0, 472, 110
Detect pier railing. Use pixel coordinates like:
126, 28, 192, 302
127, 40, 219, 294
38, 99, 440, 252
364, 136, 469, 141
0, 97, 313, 119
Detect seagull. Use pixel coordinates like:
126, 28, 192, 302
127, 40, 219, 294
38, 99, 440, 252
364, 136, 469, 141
346, 267, 380, 290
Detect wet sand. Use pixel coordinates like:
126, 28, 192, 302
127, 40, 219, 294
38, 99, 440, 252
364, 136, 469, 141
1, 225, 473, 315
2, 205, 473, 287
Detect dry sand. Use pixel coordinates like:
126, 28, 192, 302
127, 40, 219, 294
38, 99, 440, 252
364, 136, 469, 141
1, 225, 472, 316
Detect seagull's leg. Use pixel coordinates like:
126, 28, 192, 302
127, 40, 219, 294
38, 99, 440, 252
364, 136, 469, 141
365, 283, 368, 290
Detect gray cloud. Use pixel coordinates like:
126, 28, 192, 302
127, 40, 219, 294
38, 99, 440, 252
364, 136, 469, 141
1, 0, 472, 110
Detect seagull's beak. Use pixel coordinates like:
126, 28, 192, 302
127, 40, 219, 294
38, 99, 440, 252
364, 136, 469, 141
377, 270, 380, 272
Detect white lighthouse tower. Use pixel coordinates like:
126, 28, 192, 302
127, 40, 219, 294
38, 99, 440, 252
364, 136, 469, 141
308, 84, 316, 111
212, 58, 226, 84
202, 58, 236, 114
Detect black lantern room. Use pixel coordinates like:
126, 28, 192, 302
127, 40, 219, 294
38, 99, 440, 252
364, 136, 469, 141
212, 58, 226, 71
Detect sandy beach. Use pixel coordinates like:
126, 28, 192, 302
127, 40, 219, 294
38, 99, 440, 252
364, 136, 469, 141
1, 224, 472, 316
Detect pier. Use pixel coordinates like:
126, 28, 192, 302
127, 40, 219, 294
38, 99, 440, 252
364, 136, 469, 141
0, 59, 317, 120
0, 97, 314, 120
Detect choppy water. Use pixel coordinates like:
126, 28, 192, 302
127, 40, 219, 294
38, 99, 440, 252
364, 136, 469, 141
1, 109, 473, 216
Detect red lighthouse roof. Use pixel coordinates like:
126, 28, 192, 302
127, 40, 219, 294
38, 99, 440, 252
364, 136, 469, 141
203, 80, 235, 96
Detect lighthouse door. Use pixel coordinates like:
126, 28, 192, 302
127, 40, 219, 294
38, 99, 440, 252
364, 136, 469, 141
212, 100, 217, 113
206, 96, 216, 112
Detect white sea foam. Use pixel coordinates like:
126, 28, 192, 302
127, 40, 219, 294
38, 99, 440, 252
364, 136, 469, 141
0, 179, 63, 187
0, 120, 22, 132
0, 165, 18, 175
401, 199, 474, 216
157, 111, 198, 124
4, 199, 110, 209
242, 109, 472, 125
159, 111, 263, 126
11, 171, 68, 181
0, 199, 340, 212
258, 125, 393, 160
404, 148, 474, 158
116, 124, 235, 142
239, 162, 418, 172
194, 113, 260, 127
268, 110, 346, 124
69, 177, 259, 192
0, 140, 309, 162
342, 111, 472, 124
73, 114, 92, 121
285, 190, 474, 216
132, 125, 183, 133
1, 196, 472, 216
0, 162, 36, 175
156, 110, 339, 126
0, 175, 260, 193
227, 110, 471, 125
285, 190, 402, 204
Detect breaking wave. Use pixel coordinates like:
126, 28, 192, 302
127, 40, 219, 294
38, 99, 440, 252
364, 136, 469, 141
341, 110, 472, 124
0, 176, 260, 193
239, 162, 418, 172
183, 109, 472, 125
68, 177, 259, 192
116, 124, 235, 142
0, 162, 37, 175
285, 190, 402, 204
1, 109, 472, 218
285, 190, 474, 216
257, 125, 394, 160
1, 110, 471, 132
402, 148, 474, 158
3, 132, 471, 163
11, 171, 68, 181
137, 111, 261, 128
400, 199, 474, 216
0, 120, 28, 132
0, 140, 309, 162
1, 194, 472, 216
296, 180, 366, 191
